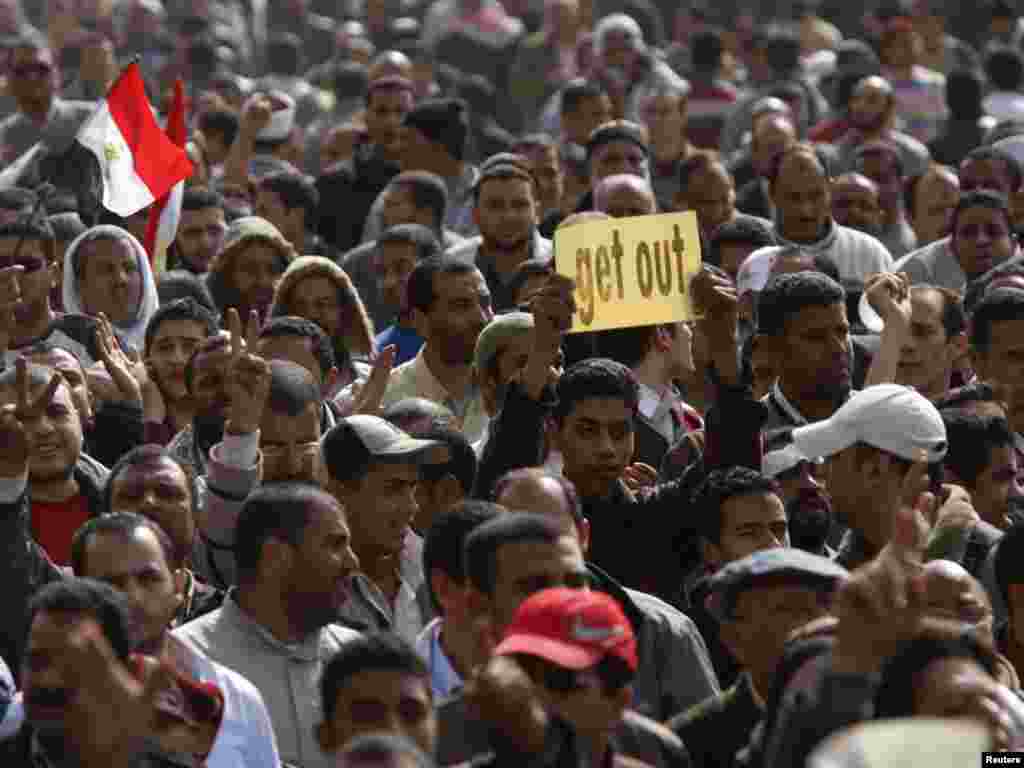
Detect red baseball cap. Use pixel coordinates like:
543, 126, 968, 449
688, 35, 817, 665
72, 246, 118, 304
494, 588, 638, 672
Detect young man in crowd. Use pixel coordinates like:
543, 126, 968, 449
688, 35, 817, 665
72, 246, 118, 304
254, 170, 332, 257
172, 188, 228, 276
372, 224, 440, 364
379, 255, 493, 445
317, 632, 438, 757
322, 414, 448, 641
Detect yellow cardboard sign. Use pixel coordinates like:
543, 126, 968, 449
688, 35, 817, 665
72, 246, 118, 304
554, 211, 702, 333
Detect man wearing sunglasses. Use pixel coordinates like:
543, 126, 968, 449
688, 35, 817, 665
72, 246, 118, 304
488, 587, 690, 768
0, 31, 94, 165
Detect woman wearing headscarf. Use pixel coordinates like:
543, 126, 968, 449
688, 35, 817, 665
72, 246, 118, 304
61, 224, 159, 356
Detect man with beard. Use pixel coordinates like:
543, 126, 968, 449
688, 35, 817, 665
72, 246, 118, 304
379, 256, 493, 445
833, 75, 931, 180
830, 172, 884, 238
762, 439, 834, 557
70, 513, 280, 767
758, 271, 856, 431
205, 216, 296, 325
467, 164, 552, 313
175, 483, 361, 768
171, 188, 227, 276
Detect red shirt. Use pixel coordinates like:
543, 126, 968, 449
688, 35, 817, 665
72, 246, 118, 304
32, 495, 91, 566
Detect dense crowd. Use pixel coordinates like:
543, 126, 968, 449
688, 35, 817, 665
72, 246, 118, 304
3, 0, 1024, 767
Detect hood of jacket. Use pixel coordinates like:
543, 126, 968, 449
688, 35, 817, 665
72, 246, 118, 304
207, 216, 296, 316
269, 255, 375, 358
61, 225, 159, 354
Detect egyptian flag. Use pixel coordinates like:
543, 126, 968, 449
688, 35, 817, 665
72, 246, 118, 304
77, 63, 192, 221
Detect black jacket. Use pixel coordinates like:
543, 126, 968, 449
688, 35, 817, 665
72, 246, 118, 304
475, 377, 767, 605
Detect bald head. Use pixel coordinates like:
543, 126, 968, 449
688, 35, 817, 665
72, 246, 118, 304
594, 174, 657, 218
494, 469, 586, 547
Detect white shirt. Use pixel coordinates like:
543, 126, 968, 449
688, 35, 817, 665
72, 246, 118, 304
165, 635, 280, 768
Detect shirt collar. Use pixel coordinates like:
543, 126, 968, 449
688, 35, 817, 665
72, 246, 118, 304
410, 349, 480, 409
221, 590, 322, 662
419, 619, 464, 700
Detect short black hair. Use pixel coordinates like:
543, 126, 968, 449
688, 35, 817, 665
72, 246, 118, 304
181, 186, 224, 213
940, 411, 1014, 486
472, 163, 538, 204
144, 297, 219, 355
321, 632, 429, 722
951, 189, 1013, 240
962, 146, 1023, 193
707, 218, 776, 267
264, 359, 321, 417
944, 69, 985, 122
406, 255, 478, 314
691, 467, 780, 544
377, 223, 442, 262
259, 315, 336, 379
995, 521, 1024, 612
258, 171, 319, 221
0, 218, 56, 263
234, 482, 334, 580
197, 110, 240, 150
417, 427, 477, 496
757, 271, 846, 337
422, 501, 505, 615
156, 271, 219, 315
964, 258, 1024, 315
553, 358, 639, 424
71, 513, 178, 578
387, 172, 449, 232
970, 287, 1024, 353
560, 79, 607, 116
27, 578, 135, 661
690, 27, 725, 74
464, 513, 564, 595
875, 631, 998, 718
986, 45, 1024, 92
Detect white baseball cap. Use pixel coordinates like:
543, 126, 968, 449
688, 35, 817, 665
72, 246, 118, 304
736, 246, 782, 297
791, 384, 948, 463
763, 443, 823, 479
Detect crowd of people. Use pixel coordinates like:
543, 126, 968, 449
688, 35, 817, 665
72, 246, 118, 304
2, 0, 1024, 766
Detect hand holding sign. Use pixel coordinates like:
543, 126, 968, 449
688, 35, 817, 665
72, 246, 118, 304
524, 274, 575, 401
555, 212, 702, 333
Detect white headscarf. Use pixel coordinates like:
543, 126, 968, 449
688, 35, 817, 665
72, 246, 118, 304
62, 225, 160, 355
593, 13, 644, 57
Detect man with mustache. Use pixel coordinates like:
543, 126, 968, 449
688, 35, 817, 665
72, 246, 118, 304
833, 75, 931, 180
205, 216, 296, 325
